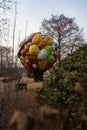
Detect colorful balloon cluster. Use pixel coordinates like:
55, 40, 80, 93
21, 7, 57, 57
18, 32, 58, 71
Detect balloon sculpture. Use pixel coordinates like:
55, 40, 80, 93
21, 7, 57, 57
18, 32, 58, 80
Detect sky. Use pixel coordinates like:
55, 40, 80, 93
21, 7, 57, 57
14, 0, 87, 52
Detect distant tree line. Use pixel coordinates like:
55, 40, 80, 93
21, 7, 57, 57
0, 45, 23, 77
0, 46, 12, 68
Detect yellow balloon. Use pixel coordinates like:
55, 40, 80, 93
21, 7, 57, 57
47, 37, 53, 45
29, 45, 40, 56
20, 56, 25, 63
38, 59, 47, 70
32, 33, 42, 44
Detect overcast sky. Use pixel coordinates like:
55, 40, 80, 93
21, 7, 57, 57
15, 0, 87, 52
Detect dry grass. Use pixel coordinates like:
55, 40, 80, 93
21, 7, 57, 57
20, 77, 43, 88
0, 77, 46, 130
0, 77, 65, 130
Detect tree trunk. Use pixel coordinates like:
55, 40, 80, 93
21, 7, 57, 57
33, 69, 44, 82
58, 33, 61, 63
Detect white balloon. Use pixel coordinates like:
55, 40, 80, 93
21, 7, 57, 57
37, 49, 48, 60
32, 64, 37, 69
25, 59, 29, 63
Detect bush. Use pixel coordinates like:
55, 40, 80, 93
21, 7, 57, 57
36, 45, 87, 130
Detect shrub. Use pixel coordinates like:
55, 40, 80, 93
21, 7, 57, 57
36, 45, 87, 130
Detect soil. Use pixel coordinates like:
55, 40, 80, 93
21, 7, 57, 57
0, 77, 63, 130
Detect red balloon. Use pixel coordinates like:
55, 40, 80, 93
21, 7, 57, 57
21, 49, 27, 56
45, 63, 53, 70
24, 62, 33, 70
53, 52, 58, 59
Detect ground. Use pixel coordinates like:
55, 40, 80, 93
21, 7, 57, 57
0, 77, 63, 130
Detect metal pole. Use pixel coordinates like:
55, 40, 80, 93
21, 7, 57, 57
12, 1, 17, 66
25, 20, 28, 39
18, 30, 21, 43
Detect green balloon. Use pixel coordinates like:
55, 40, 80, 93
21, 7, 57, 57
47, 55, 55, 63
41, 33, 47, 36
26, 51, 30, 56
45, 45, 53, 55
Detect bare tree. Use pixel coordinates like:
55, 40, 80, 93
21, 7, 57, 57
0, 46, 12, 69
40, 14, 85, 62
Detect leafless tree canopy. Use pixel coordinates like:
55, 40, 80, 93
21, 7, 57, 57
40, 14, 85, 61
0, 46, 12, 68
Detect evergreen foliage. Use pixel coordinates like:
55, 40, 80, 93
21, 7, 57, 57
36, 45, 87, 130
